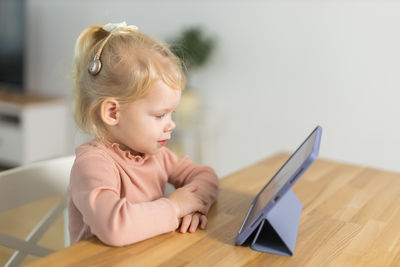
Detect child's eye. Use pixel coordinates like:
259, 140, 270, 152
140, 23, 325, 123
155, 114, 166, 119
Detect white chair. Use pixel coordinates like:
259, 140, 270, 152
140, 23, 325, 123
0, 155, 75, 267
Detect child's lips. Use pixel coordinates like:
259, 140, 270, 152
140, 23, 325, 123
158, 139, 168, 146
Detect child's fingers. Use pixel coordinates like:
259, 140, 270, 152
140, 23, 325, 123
197, 204, 208, 215
183, 184, 209, 206
195, 193, 209, 206
184, 184, 199, 192
199, 215, 208, 230
189, 213, 200, 233
180, 214, 192, 233
193, 195, 208, 208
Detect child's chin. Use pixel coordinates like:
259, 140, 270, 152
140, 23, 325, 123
147, 147, 161, 155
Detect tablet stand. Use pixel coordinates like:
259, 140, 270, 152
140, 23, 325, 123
249, 189, 302, 256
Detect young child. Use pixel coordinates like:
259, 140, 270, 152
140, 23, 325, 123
68, 22, 219, 247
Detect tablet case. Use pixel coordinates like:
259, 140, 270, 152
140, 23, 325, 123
248, 189, 302, 256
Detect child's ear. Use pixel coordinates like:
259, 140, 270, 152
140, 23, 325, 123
100, 98, 120, 126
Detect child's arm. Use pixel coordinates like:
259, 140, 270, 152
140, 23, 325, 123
161, 148, 220, 215
69, 152, 202, 247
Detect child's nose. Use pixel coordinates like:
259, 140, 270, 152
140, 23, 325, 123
165, 118, 176, 132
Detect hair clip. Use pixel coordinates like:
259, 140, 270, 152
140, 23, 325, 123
87, 33, 112, 76
102, 21, 138, 34
88, 57, 102, 76
88, 22, 138, 75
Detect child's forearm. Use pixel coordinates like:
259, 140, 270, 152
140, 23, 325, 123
72, 189, 179, 247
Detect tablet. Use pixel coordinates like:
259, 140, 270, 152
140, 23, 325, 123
235, 125, 322, 246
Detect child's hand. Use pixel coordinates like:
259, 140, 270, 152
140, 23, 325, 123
179, 212, 208, 233
167, 184, 208, 218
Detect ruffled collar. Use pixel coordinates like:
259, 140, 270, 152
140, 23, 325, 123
106, 141, 150, 164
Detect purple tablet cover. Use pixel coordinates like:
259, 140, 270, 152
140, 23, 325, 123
235, 126, 322, 250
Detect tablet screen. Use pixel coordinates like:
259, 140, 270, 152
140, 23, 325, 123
240, 129, 318, 232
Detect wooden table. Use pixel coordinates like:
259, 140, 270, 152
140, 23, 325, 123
28, 153, 400, 266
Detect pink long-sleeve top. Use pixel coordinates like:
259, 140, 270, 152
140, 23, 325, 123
68, 140, 219, 247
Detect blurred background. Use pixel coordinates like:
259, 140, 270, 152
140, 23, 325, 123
1, 0, 400, 177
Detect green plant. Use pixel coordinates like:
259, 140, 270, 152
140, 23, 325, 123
169, 27, 216, 75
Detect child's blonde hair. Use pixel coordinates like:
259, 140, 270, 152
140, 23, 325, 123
72, 23, 185, 139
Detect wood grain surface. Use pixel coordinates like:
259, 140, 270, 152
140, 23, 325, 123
27, 153, 400, 266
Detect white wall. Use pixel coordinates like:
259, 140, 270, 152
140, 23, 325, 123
26, 0, 400, 177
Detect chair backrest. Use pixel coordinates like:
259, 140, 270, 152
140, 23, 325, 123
0, 156, 75, 212
0, 155, 75, 267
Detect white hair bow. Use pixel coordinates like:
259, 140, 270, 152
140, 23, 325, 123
102, 21, 138, 34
